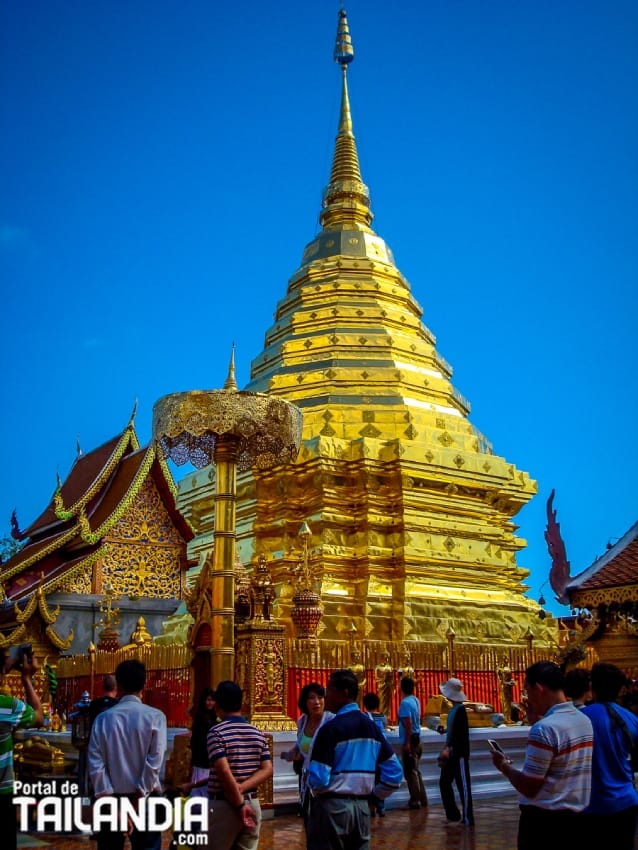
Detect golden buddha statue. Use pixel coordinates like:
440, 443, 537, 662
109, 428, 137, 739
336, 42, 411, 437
375, 652, 394, 718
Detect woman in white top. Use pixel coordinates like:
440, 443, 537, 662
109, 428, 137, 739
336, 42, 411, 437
281, 682, 335, 822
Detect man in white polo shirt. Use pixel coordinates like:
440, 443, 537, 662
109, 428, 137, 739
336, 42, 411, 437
491, 660, 593, 850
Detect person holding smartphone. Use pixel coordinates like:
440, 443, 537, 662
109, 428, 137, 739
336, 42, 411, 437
491, 660, 593, 850
0, 646, 44, 850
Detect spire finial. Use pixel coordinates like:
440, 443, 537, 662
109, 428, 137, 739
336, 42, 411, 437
53, 469, 66, 517
320, 9, 373, 232
334, 9, 354, 66
223, 343, 238, 391
76, 435, 83, 458
129, 398, 139, 426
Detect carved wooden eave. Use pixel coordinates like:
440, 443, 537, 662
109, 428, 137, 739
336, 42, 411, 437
0, 585, 74, 652
0, 623, 28, 648
35, 585, 63, 625
15, 591, 39, 623
44, 623, 74, 651
0, 527, 77, 583
570, 583, 638, 611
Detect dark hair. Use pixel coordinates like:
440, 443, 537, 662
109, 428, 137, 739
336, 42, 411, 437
363, 692, 380, 711
298, 682, 326, 714
115, 660, 146, 693
328, 668, 359, 700
564, 668, 591, 700
400, 676, 415, 695
590, 662, 627, 703
525, 660, 564, 692
195, 687, 217, 715
214, 680, 243, 713
103, 674, 117, 692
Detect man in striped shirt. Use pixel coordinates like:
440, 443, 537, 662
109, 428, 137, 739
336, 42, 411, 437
491, 660, 593, 850
0, 647, 43, 850
206, 680, 272, 850
306, 668, 403, 850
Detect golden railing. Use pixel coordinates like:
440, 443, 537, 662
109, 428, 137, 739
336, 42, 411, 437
56, 643, 193, 726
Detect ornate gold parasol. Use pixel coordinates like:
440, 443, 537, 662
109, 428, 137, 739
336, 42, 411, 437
152, 350, 302, 686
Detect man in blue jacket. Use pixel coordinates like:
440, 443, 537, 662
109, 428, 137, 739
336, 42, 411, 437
306, 668, 403, 850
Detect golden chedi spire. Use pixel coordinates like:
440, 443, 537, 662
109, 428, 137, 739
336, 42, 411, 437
183, 9, 552, 653
320, 9, 372, 232
223, 343, 238, 391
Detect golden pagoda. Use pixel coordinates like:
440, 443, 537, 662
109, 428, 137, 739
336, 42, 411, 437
178, 10, 557, 664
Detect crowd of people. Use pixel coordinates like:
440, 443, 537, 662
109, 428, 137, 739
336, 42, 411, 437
1, 646, 637, 850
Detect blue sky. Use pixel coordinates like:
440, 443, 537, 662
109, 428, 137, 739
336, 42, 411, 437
1, 1, 636, 616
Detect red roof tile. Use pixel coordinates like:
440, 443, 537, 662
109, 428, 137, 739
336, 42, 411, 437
567, 520, 638, 593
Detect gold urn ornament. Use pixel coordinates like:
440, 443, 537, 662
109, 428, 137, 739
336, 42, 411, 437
291, 586, 323, 639
289, 521, 323, 639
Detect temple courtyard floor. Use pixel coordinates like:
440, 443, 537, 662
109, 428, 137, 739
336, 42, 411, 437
17, 796, 638, 850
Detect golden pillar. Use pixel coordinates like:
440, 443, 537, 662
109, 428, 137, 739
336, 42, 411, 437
209, 435, 240, 684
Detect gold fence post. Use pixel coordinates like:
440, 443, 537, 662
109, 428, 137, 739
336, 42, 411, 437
446, 626, 456, 675
88, 642, 96, 697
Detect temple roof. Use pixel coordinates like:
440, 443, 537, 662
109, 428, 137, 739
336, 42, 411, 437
24, 426, 139, 538
1, 421, 193, 601
567, 520, 638, 599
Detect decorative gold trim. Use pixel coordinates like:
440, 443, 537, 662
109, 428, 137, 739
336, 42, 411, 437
39, 548, 105, 596
571, 585, 638, 609
0, 527, 77, 582
155, 450, 179, 500
56, 642, 192, 679
58, 425, 140, 521
87, 445, 156, 542
15, 593, 38, 623
36, 586, 60, 625
45, 623, 74, 651
0, 624, 28, 648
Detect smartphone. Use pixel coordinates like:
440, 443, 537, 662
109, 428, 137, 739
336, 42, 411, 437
9, 644, 33, 669
487, 738, 506, 755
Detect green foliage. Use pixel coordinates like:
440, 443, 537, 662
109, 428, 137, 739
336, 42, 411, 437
0, 534, 23, 564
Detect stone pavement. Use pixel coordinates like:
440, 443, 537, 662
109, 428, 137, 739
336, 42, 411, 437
17, 797, 638, 850
13, 796, 531, 850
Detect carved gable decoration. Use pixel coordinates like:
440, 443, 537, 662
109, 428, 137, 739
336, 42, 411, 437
101, 476, 187, 600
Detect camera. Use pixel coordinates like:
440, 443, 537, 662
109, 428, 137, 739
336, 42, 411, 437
8, 643, 33, 671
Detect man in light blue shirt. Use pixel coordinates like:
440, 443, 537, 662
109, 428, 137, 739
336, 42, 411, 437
398, 676, 427, 808
88, 659, 167, 850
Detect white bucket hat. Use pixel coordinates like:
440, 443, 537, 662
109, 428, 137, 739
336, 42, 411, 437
439, 677, 468, 703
